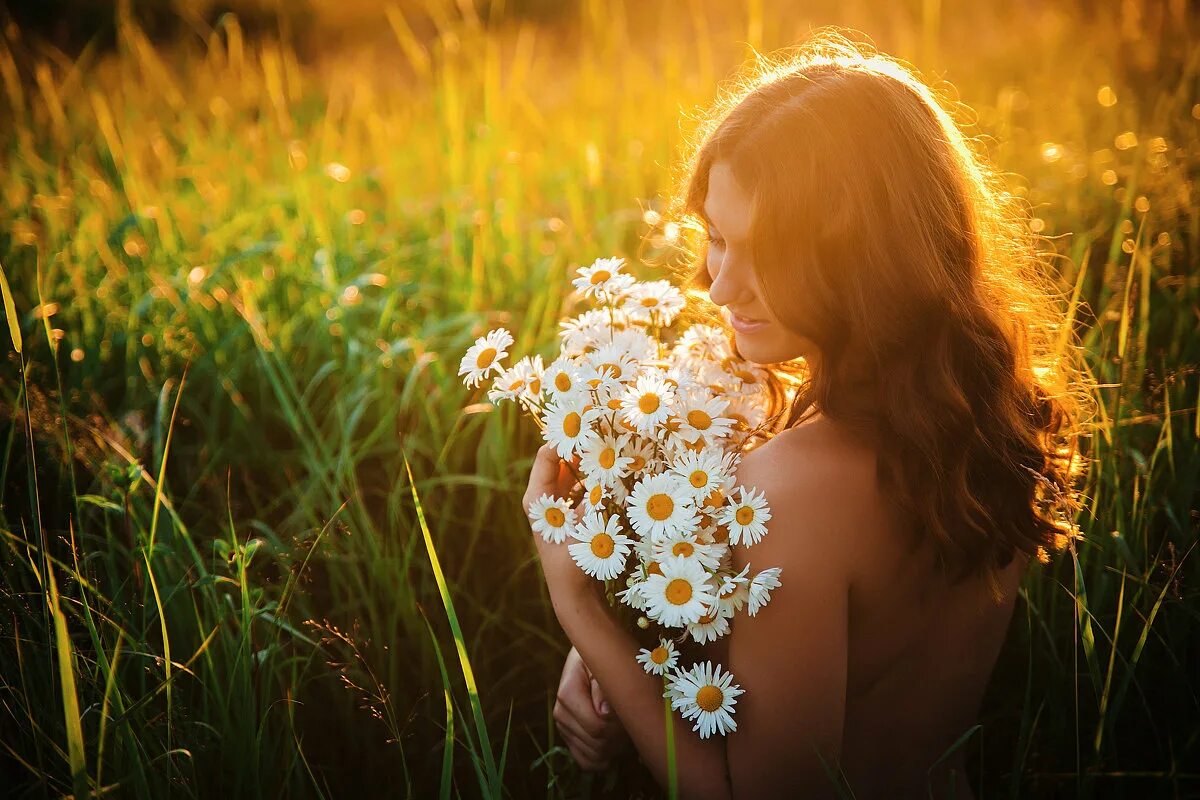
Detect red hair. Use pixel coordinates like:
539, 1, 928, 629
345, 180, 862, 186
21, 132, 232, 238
673, 31, 1090, 588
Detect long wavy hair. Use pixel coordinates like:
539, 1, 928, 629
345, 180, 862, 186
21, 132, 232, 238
671, 31, 1091, 591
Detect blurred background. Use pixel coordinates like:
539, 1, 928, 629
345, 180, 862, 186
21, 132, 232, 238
0, 0, 1196, 797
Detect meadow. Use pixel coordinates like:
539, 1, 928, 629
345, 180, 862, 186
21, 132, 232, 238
0, 0, 1197, 797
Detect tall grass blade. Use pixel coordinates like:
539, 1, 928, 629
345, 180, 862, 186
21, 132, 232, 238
47, 558, 89, 799
404, 456, 501, 796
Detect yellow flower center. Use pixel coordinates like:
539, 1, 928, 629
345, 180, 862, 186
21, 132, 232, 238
589, 484, 603, 505
529, 378, 541, 394
686, 409, 712, 430
601, 362, 622, 379
629, 455, 646, 471
508, 379, 525, 392
696, 685, 724, 713
698, 611, 717, 624
650, 645, 670, 665
640, 297, 659, 308
554, 373, 572, 392
735, 369, 758, 383
704, 488, 725, 508
475, 347, 497, 369
671, 541, 694, 558
638, 393, 660, 414
590, 533, 615, 558
589, 269, 611, 285
563, 412, 582, 437
665, 578, 693, 605
599, 447, 616, 469
607, 397, 623, 410
735, 506, 755, 526
689, 470, 709, 489
646, 493, 675, 521
544, 507, 565, 527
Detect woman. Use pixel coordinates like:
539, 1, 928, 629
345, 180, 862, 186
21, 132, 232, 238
527, 32, 1085, 799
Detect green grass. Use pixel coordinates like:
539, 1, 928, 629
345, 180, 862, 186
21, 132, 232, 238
0, 1, 1197, 797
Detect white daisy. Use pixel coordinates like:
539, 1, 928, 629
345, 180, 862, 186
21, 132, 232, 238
577, 359, 626, 398
627, 474, 700, 540
593, 381, 631, 419
579, 433, 634, 488
718, 486, 772, 546
623, 438, 656, 476
572, 256, 637, 302
674, 324, 733, 362
715, 563, 751, 618
748, 566, 783, 616
581, 477, 608, 512
723, 389, 768, 436
721, 356, 767, 387
543, 356, 584, 398
668, 449, 729, 503
486, 354, 544, 404
617, 576, 649, 612
643, 556, 717, 628
585, 343, 641, 386
623, 280, 686, 325
635, 638, 678, 676
559, 308, 623, 355
687, 608, 731, 645
571, 256, 623, 292
542, 394, 600, 459
526, 494, 575, 544
458, 328, 514, 388
568, 512, 633, 580
620, 372, 675, 433
652, 530, 723, 571
610, 327, 658, 362
667, 661, 744, 739
672, 388, 735, 445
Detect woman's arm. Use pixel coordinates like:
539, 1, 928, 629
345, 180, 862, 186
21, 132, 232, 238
548, 583, 733, 799
524, 444, 732, 799
526, 421, 860, 798
723, 426, 857, 797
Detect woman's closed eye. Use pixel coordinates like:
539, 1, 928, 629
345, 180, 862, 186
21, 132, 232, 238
706, 227, 725, 247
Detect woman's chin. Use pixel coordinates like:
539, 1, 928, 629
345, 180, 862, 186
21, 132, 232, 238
732, 333, 776, 365
733, 330, 810, 365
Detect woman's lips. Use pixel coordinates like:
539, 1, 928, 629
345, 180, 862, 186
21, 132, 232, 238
729, 311, 768, 334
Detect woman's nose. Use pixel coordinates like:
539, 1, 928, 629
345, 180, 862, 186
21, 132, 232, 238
707, 253, 751, 309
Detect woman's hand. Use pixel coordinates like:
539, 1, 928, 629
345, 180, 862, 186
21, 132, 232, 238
554, 646, 630, 771
522, 443, 595, 601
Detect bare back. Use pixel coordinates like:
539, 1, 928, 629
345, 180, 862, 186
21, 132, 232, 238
840, 484, 1027, 797
736, 418, 1028, 798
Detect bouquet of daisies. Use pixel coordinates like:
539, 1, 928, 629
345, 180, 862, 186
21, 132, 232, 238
457, 256, 784, 739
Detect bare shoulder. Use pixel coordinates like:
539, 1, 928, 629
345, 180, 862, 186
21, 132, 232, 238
732, 416, 882, 573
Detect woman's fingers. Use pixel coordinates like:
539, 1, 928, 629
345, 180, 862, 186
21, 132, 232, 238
554, 647, 626, 770
522, 445, 562, 514
524, 445, 583, 514
556, 712, 606, 763
589, 676, 612, 718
